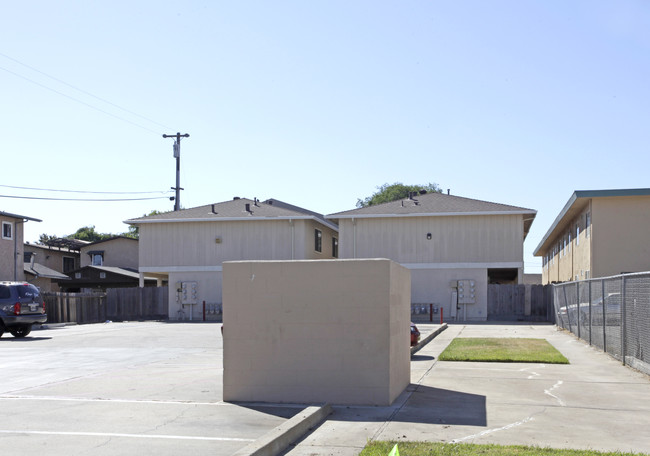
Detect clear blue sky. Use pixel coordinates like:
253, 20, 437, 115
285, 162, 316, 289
2, 1, 649, 273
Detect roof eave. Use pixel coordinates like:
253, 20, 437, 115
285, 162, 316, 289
124, 215, 339, 232
327, 210, 537, 221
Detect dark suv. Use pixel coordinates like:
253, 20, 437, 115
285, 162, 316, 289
0, 282, 47, 338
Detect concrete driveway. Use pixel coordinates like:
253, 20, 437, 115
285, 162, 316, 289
285, 323, 650, 455
0, 322, 299, 456
4, 322, 650, 456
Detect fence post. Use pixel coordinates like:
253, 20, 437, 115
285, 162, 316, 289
587, 280, 594, 345
602, 279, 607, 353
576, 282, 580, 340
622, 276, 626, 366
563, 286, 572, 334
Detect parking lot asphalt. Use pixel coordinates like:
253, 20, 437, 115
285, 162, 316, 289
284, 323, 650, 455
1, 322, 300, 456
4, 322, 650, 456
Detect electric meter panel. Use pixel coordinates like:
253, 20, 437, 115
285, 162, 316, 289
457, 279, 476, 304
181, 281, 198, 305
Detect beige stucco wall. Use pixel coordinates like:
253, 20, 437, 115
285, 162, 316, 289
138, 219, 337, 315
222, 259, 411, 406
592, 196, 650, 278
0, 216, 25, 282
411, 268, 488, 321
81, 237, 139, 269
167, 271, 222, 320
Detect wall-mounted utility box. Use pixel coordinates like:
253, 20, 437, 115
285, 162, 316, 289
457, 279, 476, 304
181, 281, 198, 305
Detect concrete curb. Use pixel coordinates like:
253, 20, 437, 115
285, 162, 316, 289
232, 403, 333, 456
411, 323, 448, 356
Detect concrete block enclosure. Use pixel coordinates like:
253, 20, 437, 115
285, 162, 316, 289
222, 259, 411, 406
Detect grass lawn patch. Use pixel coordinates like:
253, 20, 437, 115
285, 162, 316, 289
359, 442, 647, 456
360, 442, 646, 456
438, 338, 569, 364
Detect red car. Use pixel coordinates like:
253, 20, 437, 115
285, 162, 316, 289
410, 322, 420, 347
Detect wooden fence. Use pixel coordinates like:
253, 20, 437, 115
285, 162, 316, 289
487, 284, 554, 322
44, 287, 168, 324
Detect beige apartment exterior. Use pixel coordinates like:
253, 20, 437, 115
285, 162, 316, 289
534, 189, 650, 284
0, 211, 41, 282
327, 192, 536, 321
125, 198, 339, 319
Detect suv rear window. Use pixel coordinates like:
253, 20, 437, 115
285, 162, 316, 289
16, 284, 40, 299
0, 286, 10, 299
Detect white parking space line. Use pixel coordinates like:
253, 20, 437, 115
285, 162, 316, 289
0, 395, 228, 406
0, 429, 254, 442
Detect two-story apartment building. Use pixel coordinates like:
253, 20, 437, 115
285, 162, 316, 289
125, 197, 339, 319
534, 189, 650, 284
23, 241, 81, 291
326, 191, 536, 321
0, 211, 41, 282
58, 236, 146, 291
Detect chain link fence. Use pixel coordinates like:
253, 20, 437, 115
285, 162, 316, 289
554, 272, 650, 375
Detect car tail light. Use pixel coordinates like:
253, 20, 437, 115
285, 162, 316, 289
13, 303, 21, 315
42, 301, 46, 314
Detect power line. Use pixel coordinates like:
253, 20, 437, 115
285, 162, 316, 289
0, 184, 170, 195
0, 194, 171, 202
0, 52, 172, 131
0, 65, 161, 135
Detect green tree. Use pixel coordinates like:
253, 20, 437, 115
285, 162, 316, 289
67, 226, 114, 242
356, 182, 442, 208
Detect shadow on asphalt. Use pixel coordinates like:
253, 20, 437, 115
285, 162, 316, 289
233, 403, 304, 419
0, 336, 53, 342
411, 354, 435, 361
333, 385, 487, 426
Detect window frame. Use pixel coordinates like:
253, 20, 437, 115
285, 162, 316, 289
2, 221, 13, 240
91, 253, 104, 266
314, 229, 322, 253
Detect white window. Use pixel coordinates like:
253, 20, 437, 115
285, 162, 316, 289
586, 213, 591, 238
568, 232, 571, 252
576, 224, 580, 246
99, 272, 106, 279
2, 222, 13, 240
91, 253, 103, 266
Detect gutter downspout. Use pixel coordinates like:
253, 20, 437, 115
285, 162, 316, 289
352, 218, 357, 258
289, 219, 295, 260
14, 220, 24, 281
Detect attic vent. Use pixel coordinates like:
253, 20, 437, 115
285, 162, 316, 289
233, 196, 240, 200
245, 203, 252, 213
211, 204, 218, 214
419, 189, 427, 195
253, 197, 259, 206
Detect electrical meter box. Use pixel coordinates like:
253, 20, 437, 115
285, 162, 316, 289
457, 279, 476, 304
181, 281, 198, 305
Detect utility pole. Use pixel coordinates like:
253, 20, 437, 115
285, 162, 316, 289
163, 132, 189, 211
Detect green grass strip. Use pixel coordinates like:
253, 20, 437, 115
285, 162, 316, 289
360, 441, 646, 456
437, 338, 569, 364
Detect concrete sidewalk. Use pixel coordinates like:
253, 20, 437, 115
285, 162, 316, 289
284, 323, 650, 455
